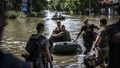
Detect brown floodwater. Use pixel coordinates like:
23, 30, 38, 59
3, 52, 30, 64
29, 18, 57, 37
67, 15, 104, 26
0, 10, 119, 68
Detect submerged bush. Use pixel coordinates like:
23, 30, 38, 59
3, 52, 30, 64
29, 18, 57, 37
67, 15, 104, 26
17, 11, 26, 18
5, 11, 26, 19
27, 11, 46, 17
5, 11, 17, 19
26, 11, 37, 17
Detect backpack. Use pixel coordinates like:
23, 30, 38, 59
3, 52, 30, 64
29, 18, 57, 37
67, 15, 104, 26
25, 34, 43, 54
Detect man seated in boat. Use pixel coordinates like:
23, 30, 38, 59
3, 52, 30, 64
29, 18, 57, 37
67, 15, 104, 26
51, 25, 71, 42
50, 21, 62, 42
53, 12, 58, 17
58, 14, 63, 18
59, 25, 71, 41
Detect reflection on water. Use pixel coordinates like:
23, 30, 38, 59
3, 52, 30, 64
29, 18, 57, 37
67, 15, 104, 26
0, 10, 119, 68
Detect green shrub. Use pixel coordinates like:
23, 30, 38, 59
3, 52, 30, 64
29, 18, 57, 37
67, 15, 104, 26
32, 12, 37, 17
5, 11, 26, 19
5, 11, 17, 19
26, 12, 38, 17
17, 11, 26, 18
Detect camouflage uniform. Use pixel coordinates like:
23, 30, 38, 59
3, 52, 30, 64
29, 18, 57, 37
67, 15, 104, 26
33, 34, 50, 68
26, 34, 50, 68
97, 26, 109, 63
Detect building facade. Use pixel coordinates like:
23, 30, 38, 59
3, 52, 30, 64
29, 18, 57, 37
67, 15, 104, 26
101, 0, 120, 16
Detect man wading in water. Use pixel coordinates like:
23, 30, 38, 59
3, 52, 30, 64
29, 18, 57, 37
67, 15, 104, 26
92, 18, 109, 68
75, 18, 99, 54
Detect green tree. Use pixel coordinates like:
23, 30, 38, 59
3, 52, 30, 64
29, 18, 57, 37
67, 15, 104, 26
49, 0, 101, 15
5, 0, 22, 11
5, 0, 48, 12
32, 0, 48, 12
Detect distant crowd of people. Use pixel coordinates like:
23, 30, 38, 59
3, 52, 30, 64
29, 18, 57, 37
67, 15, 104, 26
0, 4, 120, 68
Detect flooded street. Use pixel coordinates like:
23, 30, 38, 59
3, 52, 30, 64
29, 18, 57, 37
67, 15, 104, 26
0, 10, 119, 68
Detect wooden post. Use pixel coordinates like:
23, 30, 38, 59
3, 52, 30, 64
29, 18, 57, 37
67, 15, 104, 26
1, 0, 4, 12
89, 0, 91, 16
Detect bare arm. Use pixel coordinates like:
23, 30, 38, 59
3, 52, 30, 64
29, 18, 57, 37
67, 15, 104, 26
45, 46, 53, 65
51, 33, 62, 37
93, 24, 99, 30
51, 32, 63, 37
75, 31, 82, 41
92, 36, 102, 49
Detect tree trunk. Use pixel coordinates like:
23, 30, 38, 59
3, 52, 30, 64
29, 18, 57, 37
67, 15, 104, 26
1, 0, 4, 12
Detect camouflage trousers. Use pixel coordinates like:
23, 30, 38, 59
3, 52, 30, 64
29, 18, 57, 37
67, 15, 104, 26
33, 56, 48, 68
98, 46, 109, 63
33, 57, 44, 68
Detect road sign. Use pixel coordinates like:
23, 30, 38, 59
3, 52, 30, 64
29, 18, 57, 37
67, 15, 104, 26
22, 4, 27, 12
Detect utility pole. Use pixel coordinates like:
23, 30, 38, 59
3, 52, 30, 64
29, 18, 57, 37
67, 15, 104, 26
1, 0, 4, 12
89, 0, 91, 16
30, 0, 32, 13
27, 0, 32, 13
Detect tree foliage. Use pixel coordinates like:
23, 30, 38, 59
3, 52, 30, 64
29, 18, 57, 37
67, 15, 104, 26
32, 0, 48, 12
5, 0, 22, 11
49, 0, 101, 15
5, 0, 48, 12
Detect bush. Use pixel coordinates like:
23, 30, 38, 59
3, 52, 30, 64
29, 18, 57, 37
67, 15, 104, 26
5, 11, 17, 19
17, 11, 26, 18
27, 12, 37, 17
5, 11, 26, 19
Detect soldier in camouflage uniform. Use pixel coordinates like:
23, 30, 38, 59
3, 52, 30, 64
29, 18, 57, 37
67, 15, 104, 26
92, 18, 109, 68
27, 23, 53, 68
